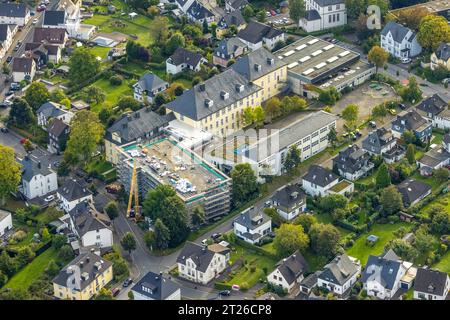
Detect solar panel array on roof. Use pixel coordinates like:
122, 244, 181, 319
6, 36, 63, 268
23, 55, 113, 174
311, 50, 323, 57
284, 50, 295, 57
339, 51, 350, 57
303, 68, 314, 75
288, 61, 299, 69
315, 62, 326, 69
278, 55, 283, 59
323, 44, 335, 51
308, 38, 319, 45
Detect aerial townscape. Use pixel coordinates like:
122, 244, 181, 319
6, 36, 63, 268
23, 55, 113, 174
0, 0, 450, 304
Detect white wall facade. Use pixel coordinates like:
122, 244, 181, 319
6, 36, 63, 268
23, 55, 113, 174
381, 30, 422, 59
0, 13, 30, 27
81, 228, 113, 248
57, 193, 93, 213
178, 253, 228, 284
22, 171, 58, 200
133, 288, 181, 300
0, 213, 13, 236
233, 219, 272, 244
267, 268, 301, 293
318, 269, 360, 296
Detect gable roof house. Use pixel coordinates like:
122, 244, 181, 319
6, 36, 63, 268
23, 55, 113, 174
0, 209, 13, 237
317, 254, 361, 297
396, 179, 432, 207
166, 47, 207, 75
20, 153, 58, 200
415, 94, 450, 130
177, 242, 230, 284
52, 251, 113, 300
233, 207, 272, 244
104, 107, 173, 164
0, 3, 30, 26
391, 109, 432, 142
270, 184, 307, 221
12, 57, 36, 82
362, 128, 405, 164
302, 164, 354, 197
33, 27, 68, 49
0, 24, 18, 61
131, 272, 181, 300
431, 42, 450, 71
47, 118, 70, 155
361, 250, 410, 300
133, 73, 169, 104
225, 0, 249, 12
267, 250, 309, 294
380, 21, 422, 59
417, 133, 450, 175
186, 1, 215, 25
332, 145, 374, 181
68, 200, 113, 249
216, 10, 246, 39
237, 21, 285, 51
213, 37, 248, 67
36, 101, 74, 128
414, 268, 450, 300
43, 10, 66, 28
299, 0, 347, 33
25, 42, 61, 67
57, 179, 94, 212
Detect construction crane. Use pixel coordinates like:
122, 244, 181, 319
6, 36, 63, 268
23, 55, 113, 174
127, 160, 140, 220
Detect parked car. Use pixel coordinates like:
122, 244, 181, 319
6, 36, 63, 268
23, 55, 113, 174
201, 239, 208, 245
112, 288, 120, 297
368, 121, 377, 128
401, 57, 411, 64
389, 109, 397, 115
106, 183, 121, 194
32, 18, 38, 24
123, 278, 133, 287
211, 233, 222, 241
6, 56, 12, 63
1, 127, 9, 133
219, 290, 231, 296
10, 82, 20, 90
441, 78, 450, 85
398, 103, 407, 110
44, 195, 55, 202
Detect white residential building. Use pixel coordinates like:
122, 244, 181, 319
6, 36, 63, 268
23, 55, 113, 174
380, 21, 422, 59
299, 0, 347, 33
131, 272, 181, 300
68, 200, 113, 249
57, 180, 93, 212
361, 250, 410, 300
166, 47, 207, 75
233, 207, 272, 245
270, 184, 307, 221
12, 57, 36, 82
177, 242, 230, 285
302, 165, 339, 197
414, 268, 450, 300
0, 210, 13, 237
237, 21, 285, 51
36, 102, 74, 128
20, 154, 58, 200
0, 24, 18, 61
0, 3, 30, 27
267, 250, 309, 294
133, 73, 169, 104
317, 254, 361, 296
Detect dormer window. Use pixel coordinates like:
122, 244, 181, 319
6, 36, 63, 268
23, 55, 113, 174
235, 84, 244, 92
254, 64, 261, 71
220, 91, 229, 100
205, 99, 213, 107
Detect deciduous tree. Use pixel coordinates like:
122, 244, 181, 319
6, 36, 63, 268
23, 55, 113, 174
68, 47, 101, 85
380, 185, 403, 216
376, 163, 391, 188
273, 224, 309, 257
417, 15, 450, 52
0, 145, 21, 205
24, 81, 49, 110
121, 232, 137, 255
230, 163, 259, 206
368, 45, 389, 73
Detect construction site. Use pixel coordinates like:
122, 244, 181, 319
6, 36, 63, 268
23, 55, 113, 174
116, 137, 232, 221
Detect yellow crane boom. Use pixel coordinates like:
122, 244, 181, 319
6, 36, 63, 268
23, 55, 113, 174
126, 160, 140, 219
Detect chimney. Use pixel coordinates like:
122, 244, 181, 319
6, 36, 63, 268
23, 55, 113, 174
290, 192, 298, 199
80, 261, 84, 268
37, 161, 41, 169
86, 256, 90, 263
134, 112, 140, 119
199, 83, 206, 92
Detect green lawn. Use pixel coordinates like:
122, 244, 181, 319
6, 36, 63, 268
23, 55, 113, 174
346, 222, 412, 265
431, 131, 444, 145
410, 172, 445, 192
7, 225, 39, 251
434, 251, 450, 274
5, 248, 58, 290
88, 46, 112, 60
224, 244, 277, 289
34, 207, 64, 225
420, 192, 450, 218
89, 78, 134, 111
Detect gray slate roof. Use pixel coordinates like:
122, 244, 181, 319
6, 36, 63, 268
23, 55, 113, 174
304, 9, 321, 21
168, 47, 204, 67
0, 24, 15, 42
106, 107, 173, 145
418, 146, 450, 168
37, 102, 65, 119
57, 180, 92, 202
69, 200, 110, 237
416, 94, 447, 116
444, 133, 450, 145
187, 1, 214, 20
12, 57, 34, 73
214, 37, 247, 59
275, 250, 309, 285
218, 10, 245, 29
48, 118, 69, 138
131, 272, 180, 300
333, 145, 371, 174
237, 21, 284, 45
362, 128, 394, 153
392, 109, 429, 132
381, 21, 413, 43
232, 47, 286, 81
228, 0, 249, 9
0, 3, 28, 18
318, 254, 359, 286
414, 268, 449, 297
134, 72, 168, 92
396, 179, 432, 206
52, 252, 112, 291
435, 43, 450, 61
21, 153, 54, 182
165, 68, 260, 121
272, 184, 306, 210
177, 242, 224, 273
313, 0, 345, 6
234, 207, 271, 230
302, 165, 338, 187
43, 10, 66, 26
361, 250, 402, 290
